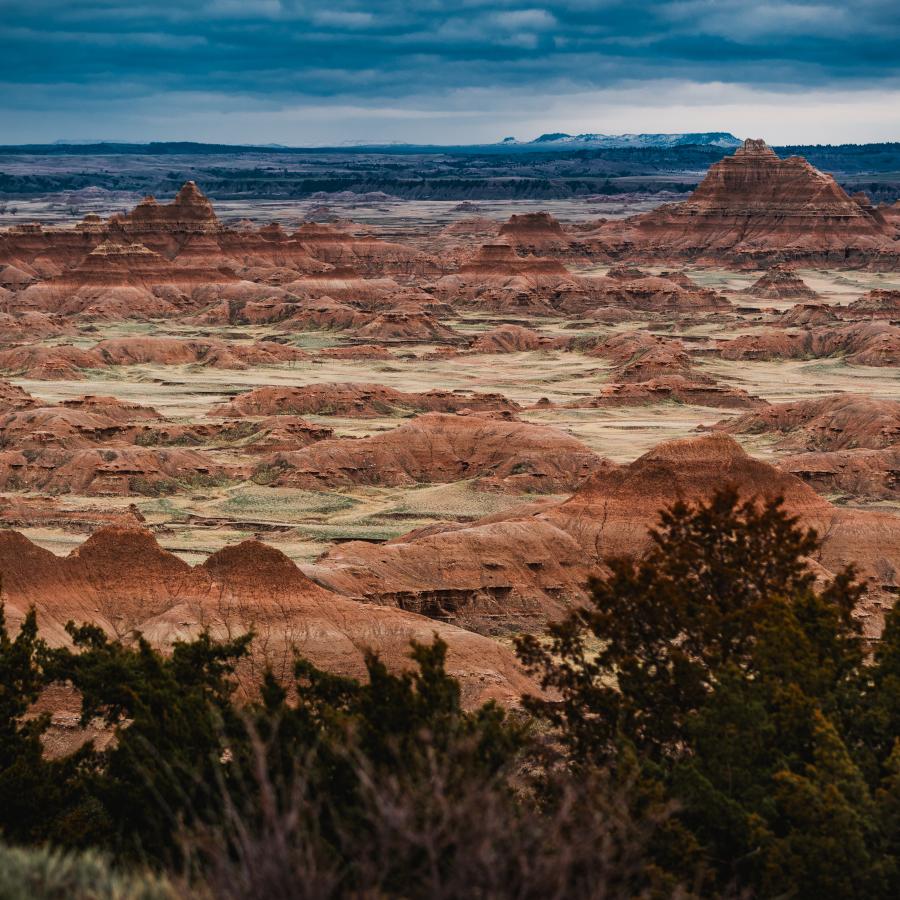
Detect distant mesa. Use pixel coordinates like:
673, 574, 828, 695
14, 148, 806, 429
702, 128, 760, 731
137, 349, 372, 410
511, 131, 742, 149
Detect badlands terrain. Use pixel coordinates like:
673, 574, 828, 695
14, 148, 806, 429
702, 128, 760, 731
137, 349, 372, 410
1, 137, 899, 705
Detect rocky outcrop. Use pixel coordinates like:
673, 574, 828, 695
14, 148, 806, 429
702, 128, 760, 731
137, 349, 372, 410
718, 322, 900, 366
0, 526, 536, 707
0, 345, 101, 380
844, 289, 900, 318
317, 344, 393, 360
0, 446, 230, 495
469, 324, 564, 353
0, 379, 36, 414
0, 337, 309, 379
587, 332, 695, 380
589, 139, 899, 266
497, 212, 574, 256
744, 265, 819, 300
256, 412, 609, 493
310, 433, 900, 635
352, 307, 462, 344
434, 244, 582, 314
92, 336, 309, 369
714, 395, 900, 451
213, 383, 520, 418
780, 448, 900, 501
290, 222, 438, 276
566, 375, 765, 410
580, 267, 730, 313
781, 303, 838, 326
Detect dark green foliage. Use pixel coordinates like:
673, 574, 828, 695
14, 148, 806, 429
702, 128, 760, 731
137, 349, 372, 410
517, 489, 899, 898
2, 487, 900, 897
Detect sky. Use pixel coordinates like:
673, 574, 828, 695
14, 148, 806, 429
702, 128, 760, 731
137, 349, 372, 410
1, 0, 899, 146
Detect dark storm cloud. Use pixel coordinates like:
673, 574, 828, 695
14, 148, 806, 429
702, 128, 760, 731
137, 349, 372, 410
0, 1, 898, 141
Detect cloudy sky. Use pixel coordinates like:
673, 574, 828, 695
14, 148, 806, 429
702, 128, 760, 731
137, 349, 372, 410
1, 0, 898, 145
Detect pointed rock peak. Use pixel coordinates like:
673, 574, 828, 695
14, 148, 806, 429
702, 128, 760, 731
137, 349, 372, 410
68, 524, 191, 572
202, 539, 332, 596
640, 431, 749, 465
736, 138, 777, 158
175, 180, 207, 203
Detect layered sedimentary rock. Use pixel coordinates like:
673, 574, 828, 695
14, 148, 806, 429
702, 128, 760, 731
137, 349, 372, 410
718, 322, 900, 366
844, 289, 900, 318
780, 303, 838, 326
352, 307, 462, 343
589, 139, 899, 266
92, 336, 309, 369
0, 379, 36, 414
434, 244, 583, 313
566, 375, 765, 410
744, 265, 819, 300
212, 383, 520, 418
0, 311, 73, 344
12, 239, 238, 319
780, 448, 900, 501
255, 412, 608, 493
579, 266, 730, 313
0, 336, 309, 378
587, 332, 695, 380
0, 526, 535, 706
715, 395, 900, 451
289, 222, 438, 276
469, 325, 565, 353
497, 212, 574, 256
309, 433, 900, 634
0, 446, 230, 495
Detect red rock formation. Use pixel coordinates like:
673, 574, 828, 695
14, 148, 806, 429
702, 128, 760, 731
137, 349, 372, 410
0, 526, 535, 706
587, 332, 695, 380
279, 297, 371, 330
107, 181, 223, 259
92, 336, 309, 369
566, 375, 765, 410
0, 311, 73, 344
590, 139, 899, 266
497, 212, 574, 256
352, 307, 462, 343
307, 517, 592, 630
311, 434, 900, 635
715, 395, 900, 451
781, 303, 838, 326
13, 240, 238, 319
291, 222, 438, 276
780, 448, 900, 500
0, 379, 36, 414
212, 383, 520, 418
0, 405, 142, 450
283, 271, 408, 306
0, 345, 101, 380
0, 446, 230, 495
59, 395, 163, 423
744, 265, 819, 300
718, 322, 900, 366
434, 244, 583, 314
844, 289, 900, 318
580, 267, 730, 313
256, 412, 608, 493
317, 344, 393, 360
469, 324, 564, 353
